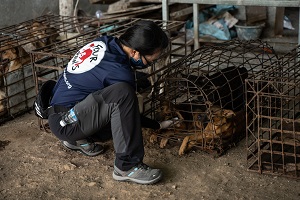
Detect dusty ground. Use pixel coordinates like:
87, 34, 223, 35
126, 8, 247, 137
0, 112, 299, 200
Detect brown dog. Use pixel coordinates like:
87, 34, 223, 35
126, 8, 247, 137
150, 100, 205, 148
149, 101, 184, 148
30, 22, 59, 49
17, 21, 59, 53
178, 106, 239, 155
0, 43, 30, 116
0, 42, 31, 73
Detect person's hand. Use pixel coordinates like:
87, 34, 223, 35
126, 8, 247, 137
159, 117, 179, 129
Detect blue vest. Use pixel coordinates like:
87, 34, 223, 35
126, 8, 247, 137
51, 36, 134, 108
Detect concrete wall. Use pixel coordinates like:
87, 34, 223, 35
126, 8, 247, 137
0, 0, 107, 28
0, 0, 59, 28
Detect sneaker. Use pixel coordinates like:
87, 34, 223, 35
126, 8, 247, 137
113, 163, 162, 185
61, 139, 104, 156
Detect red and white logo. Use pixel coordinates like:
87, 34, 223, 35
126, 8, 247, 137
67, 41, 106, 74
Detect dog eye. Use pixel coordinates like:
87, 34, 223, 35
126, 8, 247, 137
197, 115, 203, 120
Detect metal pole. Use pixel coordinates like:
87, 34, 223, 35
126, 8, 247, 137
162, 0, 169, 21
193, 3, 199, 50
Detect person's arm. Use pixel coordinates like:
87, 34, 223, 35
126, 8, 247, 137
140, 115, 179, 130
140, 115, 160, 130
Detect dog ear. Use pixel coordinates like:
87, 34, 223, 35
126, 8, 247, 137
9, 46, 17, 54
16, 46, 29, 57
222, 109, 235, 118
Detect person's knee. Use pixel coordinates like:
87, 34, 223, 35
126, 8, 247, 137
48, 113, 66, 140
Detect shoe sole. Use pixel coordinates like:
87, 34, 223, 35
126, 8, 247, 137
61, 141, 104, 157
112, 171, 163, 185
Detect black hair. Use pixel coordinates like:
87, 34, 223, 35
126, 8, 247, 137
119, 20, 169, 56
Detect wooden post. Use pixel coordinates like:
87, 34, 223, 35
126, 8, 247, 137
263, 7, 284, 37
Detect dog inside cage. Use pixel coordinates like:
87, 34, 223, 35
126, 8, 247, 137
0, 42, 36, 121
145, 40, 278, 156
0, 14, 100, 124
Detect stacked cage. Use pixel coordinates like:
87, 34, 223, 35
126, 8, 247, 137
246, 46, 300, 179
0, 14, 101, 124
147, 40, 278, 156
31, 17, 186, 129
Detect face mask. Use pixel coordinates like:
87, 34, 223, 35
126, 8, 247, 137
130, 56, 148, 69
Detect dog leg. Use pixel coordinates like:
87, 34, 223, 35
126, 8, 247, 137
179, 136, 190, 155
160, 137, 169, 148
179, 132, 205, 155
159, 130, 175, 148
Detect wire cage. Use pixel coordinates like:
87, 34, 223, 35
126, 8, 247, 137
246, 45, 300, 179
30, 17, 186, 130
146, 39, 278, 156
0, 14, 102, 124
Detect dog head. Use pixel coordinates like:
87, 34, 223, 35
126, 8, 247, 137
157, 100, 208, 131
1, 43, 18, 73
205, 106, 236, 137
30, 22, 59, 49
156, 100, 176, 121
0, 42, 30, 73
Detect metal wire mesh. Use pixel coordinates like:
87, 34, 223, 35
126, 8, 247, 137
0, 14, 103, 124
246, 45, 300, 179
147, 39, 278, 156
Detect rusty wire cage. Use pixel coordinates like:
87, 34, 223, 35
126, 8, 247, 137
30, 17, 186, 130
246, 45, 300, 179
0, 14, 102, 124
146, 39, 278, 156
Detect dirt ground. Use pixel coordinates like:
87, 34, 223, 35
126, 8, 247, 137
0, 112, 299, 200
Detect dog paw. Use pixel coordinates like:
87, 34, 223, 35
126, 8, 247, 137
160, 138, 169, 148
149, 134, 158, 143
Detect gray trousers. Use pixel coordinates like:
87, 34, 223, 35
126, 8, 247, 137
48, 82, 144, 171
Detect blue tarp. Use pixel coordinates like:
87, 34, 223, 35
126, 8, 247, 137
186, 5, 237, 41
